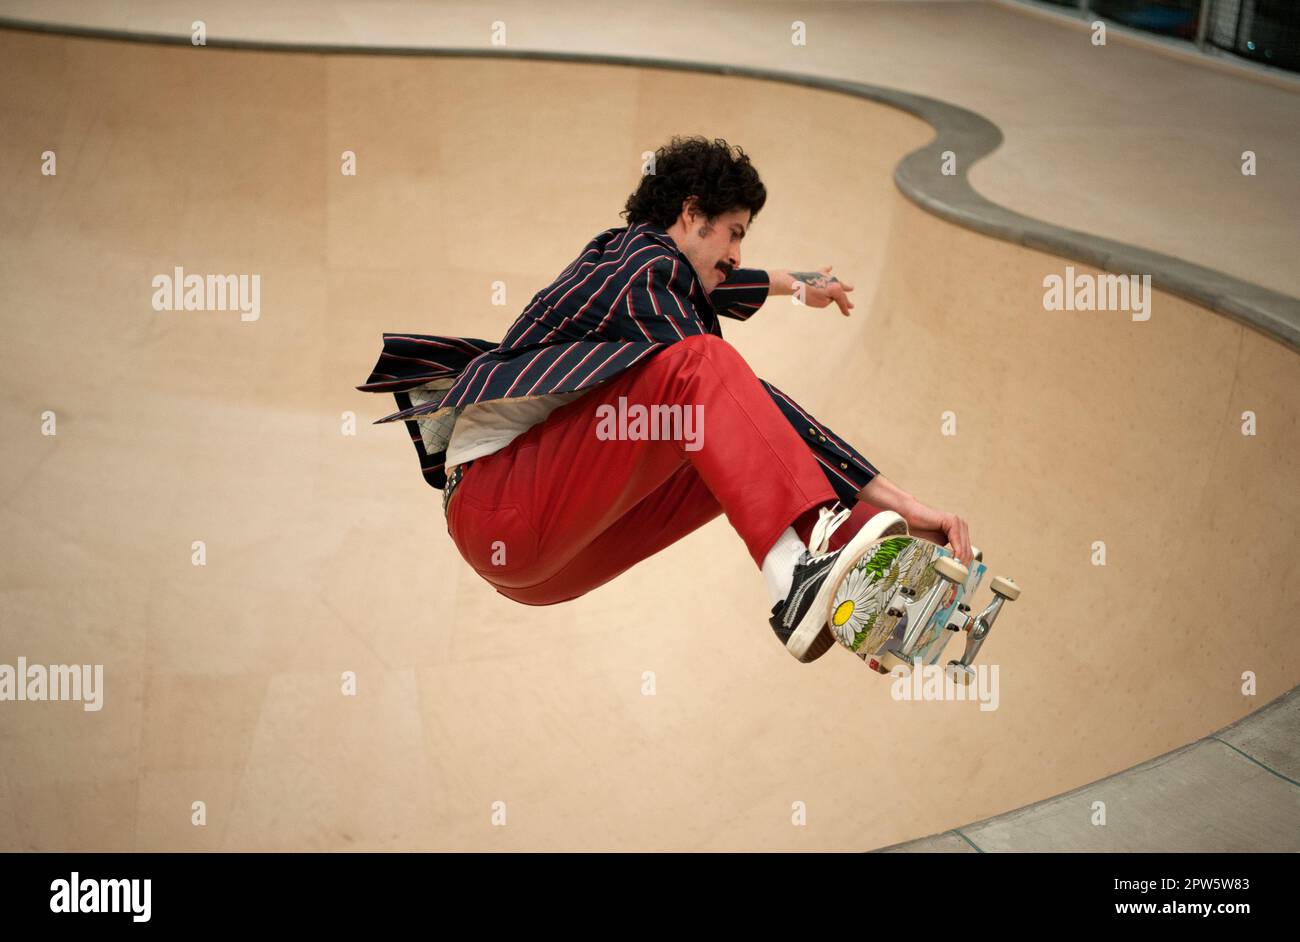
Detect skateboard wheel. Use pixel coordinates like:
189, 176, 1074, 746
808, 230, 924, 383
877, 651, 912, 676
946, 661, 976, 685
933, 556, 969, 584
990, 577, 1021, 601
971, 545, 983, 562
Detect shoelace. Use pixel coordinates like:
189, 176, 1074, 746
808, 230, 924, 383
807, 503, 851, 557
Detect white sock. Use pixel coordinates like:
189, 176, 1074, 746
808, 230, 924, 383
762, 527, 808, 607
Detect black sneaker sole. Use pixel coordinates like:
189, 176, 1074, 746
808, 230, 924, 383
797, 626, 837, 663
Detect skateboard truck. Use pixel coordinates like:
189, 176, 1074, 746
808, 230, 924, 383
875, 555, 970, 674
945, 576, 1021, 685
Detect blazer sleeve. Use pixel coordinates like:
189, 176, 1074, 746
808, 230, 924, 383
618, 255, 712, 343
710, 267, 770, 322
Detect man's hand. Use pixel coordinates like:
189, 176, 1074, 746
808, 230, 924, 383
901, 500, 974, 569
785, 266, 854, 316
858, 476, 974, 568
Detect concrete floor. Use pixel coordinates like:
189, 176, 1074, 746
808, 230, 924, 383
880, 686, 1300, 852
0, 5, 1297, 851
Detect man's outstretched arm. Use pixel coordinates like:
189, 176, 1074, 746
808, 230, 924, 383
713, 266, 855, 321
766, 267, 855, 316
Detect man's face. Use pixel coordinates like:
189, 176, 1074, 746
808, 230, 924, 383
666, 201, 750, 296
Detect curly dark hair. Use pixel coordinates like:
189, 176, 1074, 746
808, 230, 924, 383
621, 136, 766, 229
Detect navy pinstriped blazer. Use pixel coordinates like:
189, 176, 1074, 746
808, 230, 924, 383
357, 221, 881, 505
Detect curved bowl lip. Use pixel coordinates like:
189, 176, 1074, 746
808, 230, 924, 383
1, 16, 1296, 352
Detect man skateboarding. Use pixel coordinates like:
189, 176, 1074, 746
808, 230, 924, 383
358, 135, 973, 663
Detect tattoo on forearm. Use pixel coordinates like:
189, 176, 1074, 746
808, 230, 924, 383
790, 271, 839, 290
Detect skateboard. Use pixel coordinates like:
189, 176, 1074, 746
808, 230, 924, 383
825, 535, 1020, 682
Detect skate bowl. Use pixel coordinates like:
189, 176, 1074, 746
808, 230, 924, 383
1, 24, 1297, 851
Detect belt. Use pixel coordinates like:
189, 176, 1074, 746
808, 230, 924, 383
443, 460, 473, 514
